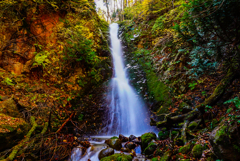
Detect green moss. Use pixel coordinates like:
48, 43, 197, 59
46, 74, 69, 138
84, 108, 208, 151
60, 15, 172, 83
178, 143, 194, 154
158, 131, 169, 140
151, 157, 160, 161
105, 139, 122, 150
110, 136, 118, 139
214, 125, 227, 144
100, 153, 132, 161
191, 144, 205, 158
159, 151, 172, 161
188, 121, 198, 130
144, 142, 157, 155
141, 132, 157, 151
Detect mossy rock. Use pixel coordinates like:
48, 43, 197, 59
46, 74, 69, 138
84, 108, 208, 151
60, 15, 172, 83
144, 140, 157, 155
0, 98, 22, 118
209, 123, 240, 161
98, 147, 114, 160
141, 132, 157, 151
0, 113, 30, 151
191, 144, 206, 158
188, 121, 198, 130
178, 142, 194, 154
105, 138, 122, 150
100, 153, 132, 161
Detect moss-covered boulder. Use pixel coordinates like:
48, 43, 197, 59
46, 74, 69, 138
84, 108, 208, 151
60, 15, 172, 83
191, 144, 206, 158
209, 123, 240, 161
100, 153, 132, 161
144, 140, 157, 155
0, 98, 22, 118
141, 132, 157, 151
0, 113, 30, 151
105, 138, 122, 150
98, 147, 114, 160
178, 142, 194, 154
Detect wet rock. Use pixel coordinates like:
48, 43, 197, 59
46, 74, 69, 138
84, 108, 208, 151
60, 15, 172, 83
119, 134, 129, 142
209, 123, 240, 161
121, 147, 131, 152
144, 140, 157, 155
0, 98, 22, 118
98, 147, 114, 160
125, 142, 136, 150
141, 132, 157, 151
132, 138, 141, 145
191, 144, 206, 158
105, 138, 122, 150
100, 153, 132, 161
129, 135, 136, 141
0, 113, 30, 151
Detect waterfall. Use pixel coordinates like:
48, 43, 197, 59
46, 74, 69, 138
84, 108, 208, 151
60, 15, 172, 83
107, 23, 152, 136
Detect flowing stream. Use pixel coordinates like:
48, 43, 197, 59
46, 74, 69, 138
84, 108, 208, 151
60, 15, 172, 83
70, 23, 153, 161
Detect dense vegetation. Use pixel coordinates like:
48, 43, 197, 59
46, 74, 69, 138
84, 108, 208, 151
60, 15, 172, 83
1, 0, 240, 160
0, 0, 111, 160
117, 0, 240, 160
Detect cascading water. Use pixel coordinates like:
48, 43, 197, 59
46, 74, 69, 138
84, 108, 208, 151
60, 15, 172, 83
69, 23, 154, 161
107, 23, 152, 136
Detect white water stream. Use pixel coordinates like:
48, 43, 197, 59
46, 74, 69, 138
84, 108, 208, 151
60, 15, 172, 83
70, 23, 153, 161
107, 23, 152, 135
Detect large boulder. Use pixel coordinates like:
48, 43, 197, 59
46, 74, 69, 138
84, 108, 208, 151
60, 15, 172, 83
209, 122, 240, 161
129, 135, 136, 141
105, 138, 122, 150
98, 147, 114, 160
100, 153, 132, 161
141, 132, 157, 151
0, 113, 30, 151
0, 98, 22, 118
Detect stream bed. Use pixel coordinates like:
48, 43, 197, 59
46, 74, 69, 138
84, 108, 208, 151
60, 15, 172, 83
69, 136, 150, 161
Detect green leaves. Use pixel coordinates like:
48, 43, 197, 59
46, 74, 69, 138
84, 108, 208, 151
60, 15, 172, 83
188, 82, 197, 90
224, 97, 240, 109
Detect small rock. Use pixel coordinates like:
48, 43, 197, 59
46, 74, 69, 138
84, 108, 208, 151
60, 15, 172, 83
98, 147, 114, 160
125, 142, 136, 150
119, 134, 128, 142
121, 147, 130, 152
129, 135, 136, 141
105, 138, 122, 150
